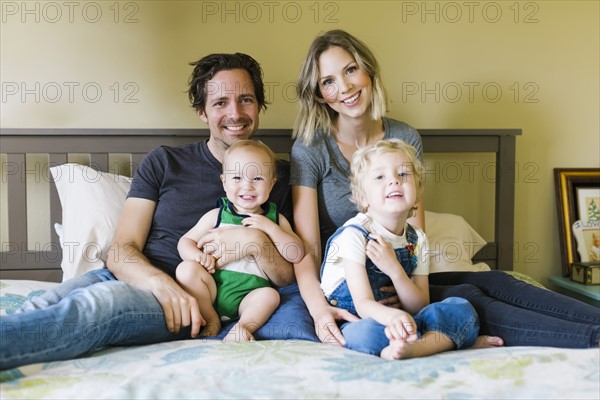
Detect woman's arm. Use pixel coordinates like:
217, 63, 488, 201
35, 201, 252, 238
292, 185, 359, 345
107, 197, 203, 337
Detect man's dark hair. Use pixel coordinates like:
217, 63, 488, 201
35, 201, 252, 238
187, 53, 267, 113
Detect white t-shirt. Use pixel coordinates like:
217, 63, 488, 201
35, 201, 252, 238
320, 213, 429, 297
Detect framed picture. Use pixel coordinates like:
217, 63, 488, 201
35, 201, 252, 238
554, 168, 600, 276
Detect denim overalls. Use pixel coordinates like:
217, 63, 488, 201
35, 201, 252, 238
321, 223, 419, 316
321, 222, 479, 355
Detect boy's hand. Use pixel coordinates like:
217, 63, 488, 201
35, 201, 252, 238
366, 234, 402, 278
242, 213, 276, 233
385, 310, 418, 343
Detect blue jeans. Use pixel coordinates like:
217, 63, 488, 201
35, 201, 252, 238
0, 269, 318, 370
341, 297, 479, 356
429, 271, 600, 348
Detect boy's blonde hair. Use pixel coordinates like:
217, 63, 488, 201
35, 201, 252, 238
223, 140, 277, 179
350, 139, 424, 214
293, 30, 388, 145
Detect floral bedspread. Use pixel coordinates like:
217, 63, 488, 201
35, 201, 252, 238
1, 280, 599, 399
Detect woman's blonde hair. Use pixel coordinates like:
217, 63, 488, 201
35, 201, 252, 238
350, 139, 424, 214
293, 30, 388, 145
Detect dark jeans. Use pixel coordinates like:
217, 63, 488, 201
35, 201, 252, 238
429, 271, 600, 348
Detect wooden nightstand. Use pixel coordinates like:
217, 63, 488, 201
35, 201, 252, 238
549, 276, 600, 307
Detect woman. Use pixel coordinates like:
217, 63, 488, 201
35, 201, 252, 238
290, 29, 600, 348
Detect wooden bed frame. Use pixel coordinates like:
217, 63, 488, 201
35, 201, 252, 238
0, 128, 521, 282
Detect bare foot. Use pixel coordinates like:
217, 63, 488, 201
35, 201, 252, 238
200, 317, 221, 337
469, 335, 504, 349
381, 339, 414, 360
223, 323, 255, 343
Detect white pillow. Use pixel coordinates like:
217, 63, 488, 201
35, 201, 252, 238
424, 210, 491, 273
50, 164, 131, 281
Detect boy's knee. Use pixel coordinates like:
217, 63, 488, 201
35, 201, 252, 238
342, 319, 387, 355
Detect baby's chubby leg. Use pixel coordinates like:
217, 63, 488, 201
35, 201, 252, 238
176, 260, 220, 337
224, 287, 280, 342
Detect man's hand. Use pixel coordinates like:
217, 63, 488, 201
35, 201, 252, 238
198, 226, 267, 267
312, 305, 360, 346
147, 274, 204, 338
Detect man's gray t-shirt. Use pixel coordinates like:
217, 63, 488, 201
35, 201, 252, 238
290, 117, 422, 251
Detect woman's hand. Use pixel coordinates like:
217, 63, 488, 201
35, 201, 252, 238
312, 304, 360, 346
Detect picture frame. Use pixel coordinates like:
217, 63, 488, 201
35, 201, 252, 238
554, 168, 600, 276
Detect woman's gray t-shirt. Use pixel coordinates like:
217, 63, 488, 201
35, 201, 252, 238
290, 117, 422, 250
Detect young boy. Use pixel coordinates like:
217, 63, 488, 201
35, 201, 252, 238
177, 140, 304, 342
320, 139, 479, 360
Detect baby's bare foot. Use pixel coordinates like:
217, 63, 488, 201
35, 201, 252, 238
223, 323, 255, 343
381, 339, 414, 360
200, 318, 221, 337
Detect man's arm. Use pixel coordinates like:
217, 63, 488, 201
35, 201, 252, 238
107, 197, 203, 337
241, 213, 305, 264
197, 226, 295, 287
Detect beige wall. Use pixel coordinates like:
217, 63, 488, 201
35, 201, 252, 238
1, 1, 599, 283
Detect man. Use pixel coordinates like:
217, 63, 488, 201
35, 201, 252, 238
0, 53, 317, 370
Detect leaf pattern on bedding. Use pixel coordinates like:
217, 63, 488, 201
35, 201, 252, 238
205, 340, 321, 366
0, 369, 25, 383
0, 377, 83, 399
321, 352, 466, 384
0, 291, 46, 315
187, 367, 311, 399
159, 343, 213, 366
469, 352, 567, 386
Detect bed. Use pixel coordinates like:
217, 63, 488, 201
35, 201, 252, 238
1, 128, 599, 400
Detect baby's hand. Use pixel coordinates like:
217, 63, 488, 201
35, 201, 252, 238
366, 234, 401, 277
242, 214, 275, 233
195, 251, 216, 274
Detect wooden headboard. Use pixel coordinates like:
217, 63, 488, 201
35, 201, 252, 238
0, 128, 521, 281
